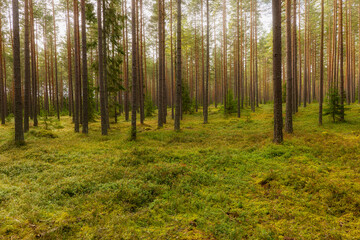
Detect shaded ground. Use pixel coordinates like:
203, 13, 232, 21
1, 104, 360, 239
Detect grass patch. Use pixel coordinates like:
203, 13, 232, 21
1, 104, 360, 239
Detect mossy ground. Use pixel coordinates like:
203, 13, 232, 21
1, 104, 360, 239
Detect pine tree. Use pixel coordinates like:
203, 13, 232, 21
97, 0, 107, 135
24, 0, 30, 132
204, 0, 209, 124
273, 0, 283, 143
285, 0, 293, 133
81, 0, 88, 133
131, 0, 137, 139
12, 0, 24, 144
175, 0, 182, 131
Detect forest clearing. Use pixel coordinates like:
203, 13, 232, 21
1, 104, 360, 239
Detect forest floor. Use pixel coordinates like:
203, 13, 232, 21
1, 104, 360, 239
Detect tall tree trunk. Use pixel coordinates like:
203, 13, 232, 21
158, 0, 166, 127
97, 0, 107, 135
81, 0, 88, 133
339, 0, 344, 121
195, 17, 198, 112
214, 15, 217, 108
24, 0, 30, 131
358, 2, 360, 103
298, 2, 302, 106
12, 0, 24, 144
170, 0, 174, 119
174, 0, 182, 130
66, 0, 74, 119
293, 0, 298, 113
303, 0, 308, 107
52, 0, 60, 120
319, 0, 324, 125
2, 42, 7, 119
223, 0, 227, 113
201, 0, 205, 112
204, 0, 209, 124
273, 0, 283, 143
103, 0, 109, 129
0, 16, 5, 124
236, 0, 241, 117
123, 0, 129, 121
30, 0, 37, 126
131, 0, 137, 139
285, 0, 293, 133
74, 0, 81, 132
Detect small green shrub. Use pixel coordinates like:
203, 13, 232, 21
182, 82, 195, 114
324, 88, 347, 122
145, 94, 156, 117
221, 91, 237, 114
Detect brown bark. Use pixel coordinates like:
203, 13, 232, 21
12, 0, 24, 144
273, 0, 283, 143
285, 0, 293, 133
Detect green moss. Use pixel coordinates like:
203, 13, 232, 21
1, 104, 360, 239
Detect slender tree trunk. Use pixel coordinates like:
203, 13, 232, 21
24, 0, 30, 131
131, 0, 137, 139
293, 0, 298, 113
358, 2, 360, 103
201, 0, 205, 113
81, 0, 88, 133
74, 0, 81, 132
223, 0, 227, 113
273, 0, 283, 143
214, 16, 217, 108
339, 0, 344, 121
30, 0, 37, 126
195, 17, 198, 112
52, 0, 60, 120
103, 0, 109, 129
170, 0, 174, 119
124, 0, 129, 121
303, 0, 308, 107
0, 20, 3, 124
66, 0, 74, 119
204, 0, 209, 124
319, 0, 324, 125
2, 42, 7, 119
12, 0, 24, 144
0, 17, 5, 124
298, 2, 302, 106
97, 0, 107, 135
174, 0, 182, 130
236, 0, 241, 118
158, 0, 166, 127
285, 0, 293, 133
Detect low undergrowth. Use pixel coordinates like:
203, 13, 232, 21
1, 104, 360, 239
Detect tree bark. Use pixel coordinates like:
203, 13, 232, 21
12, 0, 24, 144
131, 0, 137, 139
273, 0, 283, 143
319, 0, 324, 125
30, 0, 37, 126
204, 0, 209, 124
97, 0, 107, 135
285, 0, 293, 133
52, 0, 60, 120
66, 0, 74, 119
174, 0, 182, 131
24, 0, 30, 131
339, 0, 344, 121
81, 0, 88, 133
